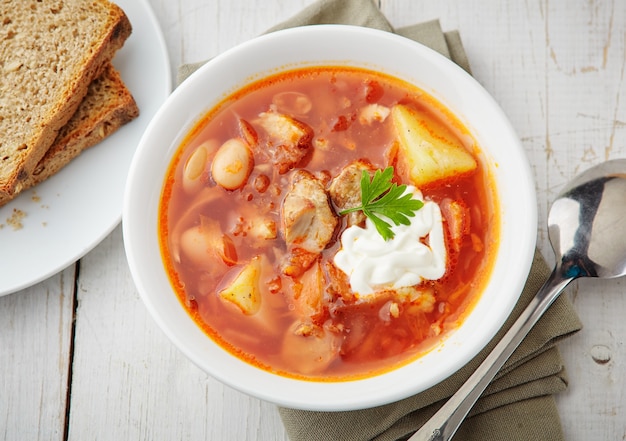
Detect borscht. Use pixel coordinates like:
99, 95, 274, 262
159, 67, 498, 380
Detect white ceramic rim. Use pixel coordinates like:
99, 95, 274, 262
123, 24, 537, 411
0, 0, 171, 297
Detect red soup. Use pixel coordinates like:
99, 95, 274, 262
159, 67, 498, 381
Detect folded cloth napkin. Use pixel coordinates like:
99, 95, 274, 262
177, 1, 583, 440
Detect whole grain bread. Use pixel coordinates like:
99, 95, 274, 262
0, 0, 132, 200
0, 63, 139, 207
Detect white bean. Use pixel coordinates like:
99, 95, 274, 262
182, 140, 217, 193
180, 225, 213, 267
211, 138, 253, 190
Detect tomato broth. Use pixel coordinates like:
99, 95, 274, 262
159, 67, 498, 380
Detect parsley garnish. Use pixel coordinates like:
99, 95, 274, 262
339, 166, 424, 240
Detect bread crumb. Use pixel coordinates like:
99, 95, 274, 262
31, 191, 40, 202
6, 208, 26, 230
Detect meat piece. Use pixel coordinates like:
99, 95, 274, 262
324, 261, 356, 303
293, 321, 322, 337
281, 170, 338, 275
358, 103, 390, 125
282, 247, 319, 278
440, 198, 470, 252
256, 110, 313, 173
328, 159, 376, 227
291, 260, 325, 321
282, 170, 338, 252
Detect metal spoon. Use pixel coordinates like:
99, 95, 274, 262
410, 159, 626, 441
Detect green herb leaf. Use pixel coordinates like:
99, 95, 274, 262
339, 166, 424, 240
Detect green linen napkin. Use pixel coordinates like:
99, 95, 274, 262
177, 1, 583, 440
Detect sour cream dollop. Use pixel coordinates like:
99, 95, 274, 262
333, 187, 446, 297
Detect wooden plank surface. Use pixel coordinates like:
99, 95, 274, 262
0, 268, 75, 441
1, 0, 625, 440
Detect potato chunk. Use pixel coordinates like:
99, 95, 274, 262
218, 256, 264, 315
391, 104, 477, 186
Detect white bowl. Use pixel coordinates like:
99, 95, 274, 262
123, 24, 536, 411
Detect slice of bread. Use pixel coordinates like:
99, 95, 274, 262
0, 0, 132, 200
0, 64, 139, 207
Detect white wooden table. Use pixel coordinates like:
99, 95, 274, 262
2, 1, 625, 439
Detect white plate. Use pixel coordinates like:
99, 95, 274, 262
0, 0, 171, 296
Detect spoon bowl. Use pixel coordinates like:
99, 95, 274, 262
549, 160, 626, 279
412, 159, 626, 440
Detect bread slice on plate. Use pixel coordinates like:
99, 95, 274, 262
0, 0, 132, 200
6, 64, 139, 203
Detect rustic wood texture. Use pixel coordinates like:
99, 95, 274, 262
1, 0, 625, 440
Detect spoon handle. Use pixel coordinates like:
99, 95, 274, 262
408, 266, 574, 441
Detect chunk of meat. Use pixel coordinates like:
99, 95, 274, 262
328, 159, 376, 227
291, 259, 325, 321
282, 170, 338, 252
358, 103, 390, 125
282, 247, 319, 278
281, 170, 338, 276
255, 110, 313, 173
440, 198, 470, 252
324, 261, 357, 304
387, 286, 436, 313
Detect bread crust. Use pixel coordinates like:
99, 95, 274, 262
0, 0, 132, 199
0, 64, 139, 207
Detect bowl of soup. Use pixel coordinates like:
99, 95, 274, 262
123, 24, 536, 410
